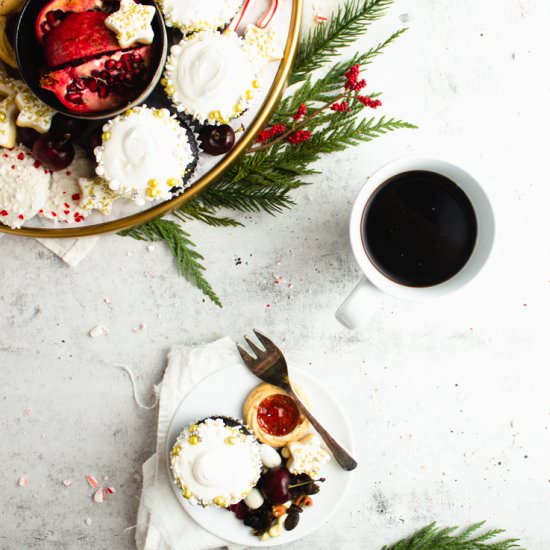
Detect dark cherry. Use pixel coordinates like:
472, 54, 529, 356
259, 468, 291, 505
32, 133, 75, 171
51, 115, 88, 140
16, 126, 40, 148
199, 124, 235, 155
86, 127, 103, 159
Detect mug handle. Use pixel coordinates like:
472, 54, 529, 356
335, 277, 382, 329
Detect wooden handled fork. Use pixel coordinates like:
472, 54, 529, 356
237, 330, 358, 471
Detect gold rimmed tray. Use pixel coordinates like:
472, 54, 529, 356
0, 0, 302, 238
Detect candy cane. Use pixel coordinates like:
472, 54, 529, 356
257, 0, 279, 29
226, 0, 254, 33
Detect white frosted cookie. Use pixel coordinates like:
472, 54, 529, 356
163, 31, 259, 125
15, 90, 56, 134
79, 176, 120, 215
0, 146, 50, 228
94, 106, 194, 204
40, 147, 93, 223
160, 0, 242, 34
0, 94, 17, 148
105, 0, 155, 49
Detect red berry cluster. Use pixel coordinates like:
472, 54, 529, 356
344, 64, 366, 91
292, 103, 307, 121
331, 101, 351, 112
256, 123, 287, 144
358, 95, 382, 109
287, 130, 311, 144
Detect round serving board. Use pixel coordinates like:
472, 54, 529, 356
0, 0, 302, 238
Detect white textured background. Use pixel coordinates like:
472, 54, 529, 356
1, 0, 550, 548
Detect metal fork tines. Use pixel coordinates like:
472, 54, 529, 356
237, 330, 358, 472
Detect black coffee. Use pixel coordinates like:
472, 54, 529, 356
362, 170, 477, 287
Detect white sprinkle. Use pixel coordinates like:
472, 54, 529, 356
85, 518, 92, 526
17, 477, 28, 487
147, 245, 155, 252
104, 297, 112, 305
62, 479, 72, 488
89, 325, 109, 338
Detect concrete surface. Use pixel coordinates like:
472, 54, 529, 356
1, 0, 549, 548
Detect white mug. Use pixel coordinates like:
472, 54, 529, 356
335, 157, 495, 329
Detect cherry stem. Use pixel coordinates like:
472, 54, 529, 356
288, 478, 326, 489
248, 91, 350, 153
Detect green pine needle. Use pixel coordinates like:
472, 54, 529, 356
291, 0, 397, 84
118, 219, 222, 307
382, 522, 524, 550
175, 203, 243, 227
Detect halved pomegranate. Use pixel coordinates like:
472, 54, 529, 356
43, 11, 120, 68
35, 0, 100, 44
40, 45, 153, 113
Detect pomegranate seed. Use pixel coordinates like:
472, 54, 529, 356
85, 79, 99, 92
46, 11, 57, 25
105, 59, 116, 70
65, 92, 83, 104
91, 70, 101, 77
97, 85, 109, 99
54, 9, 65, 19
115, 60, 122, 69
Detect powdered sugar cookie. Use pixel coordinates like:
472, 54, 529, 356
40, 147, 93, 223
0, 146, 51, 228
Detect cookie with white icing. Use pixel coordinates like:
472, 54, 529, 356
163, 31, 259, 125
0, 146, 50, 228
79, 176, 120, 215
40, 147, 93, 223
94, 106, 196, 204
160, 0, 243, 34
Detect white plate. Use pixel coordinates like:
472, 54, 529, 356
165, 366, 355, 547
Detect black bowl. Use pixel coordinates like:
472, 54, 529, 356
15, 0, 167, 120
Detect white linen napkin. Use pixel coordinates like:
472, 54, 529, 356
0, 234, 98, 267
135, 337, 245, 550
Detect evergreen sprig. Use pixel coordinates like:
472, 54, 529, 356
118, 218, 222, 307
383, 522, 523, 550
120, 0, 414, 305
291, 0, 397, 84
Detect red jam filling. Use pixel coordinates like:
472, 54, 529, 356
257, 394, 300, 436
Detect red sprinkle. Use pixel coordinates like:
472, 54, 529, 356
72, 193, 81, 201
64, 210, 70, 215
0, 210, 8, 216
18, 214, 24, 220
17, 152, 24, 160
33, 160, 41, 169
11, 165, 15, 169
51, 211, 57, 217
64, 202, 70, 208
66, 171, 71, 176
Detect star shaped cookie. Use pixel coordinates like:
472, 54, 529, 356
105, 0, 155, 49
15, 91, 56, 134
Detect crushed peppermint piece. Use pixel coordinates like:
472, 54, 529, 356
17, 477, 28, 487
89, 326, 109, 338
23, 408, 31, 416
105, 486, 116, 495
93, 487, 104, 503
86, 475, 98, 489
